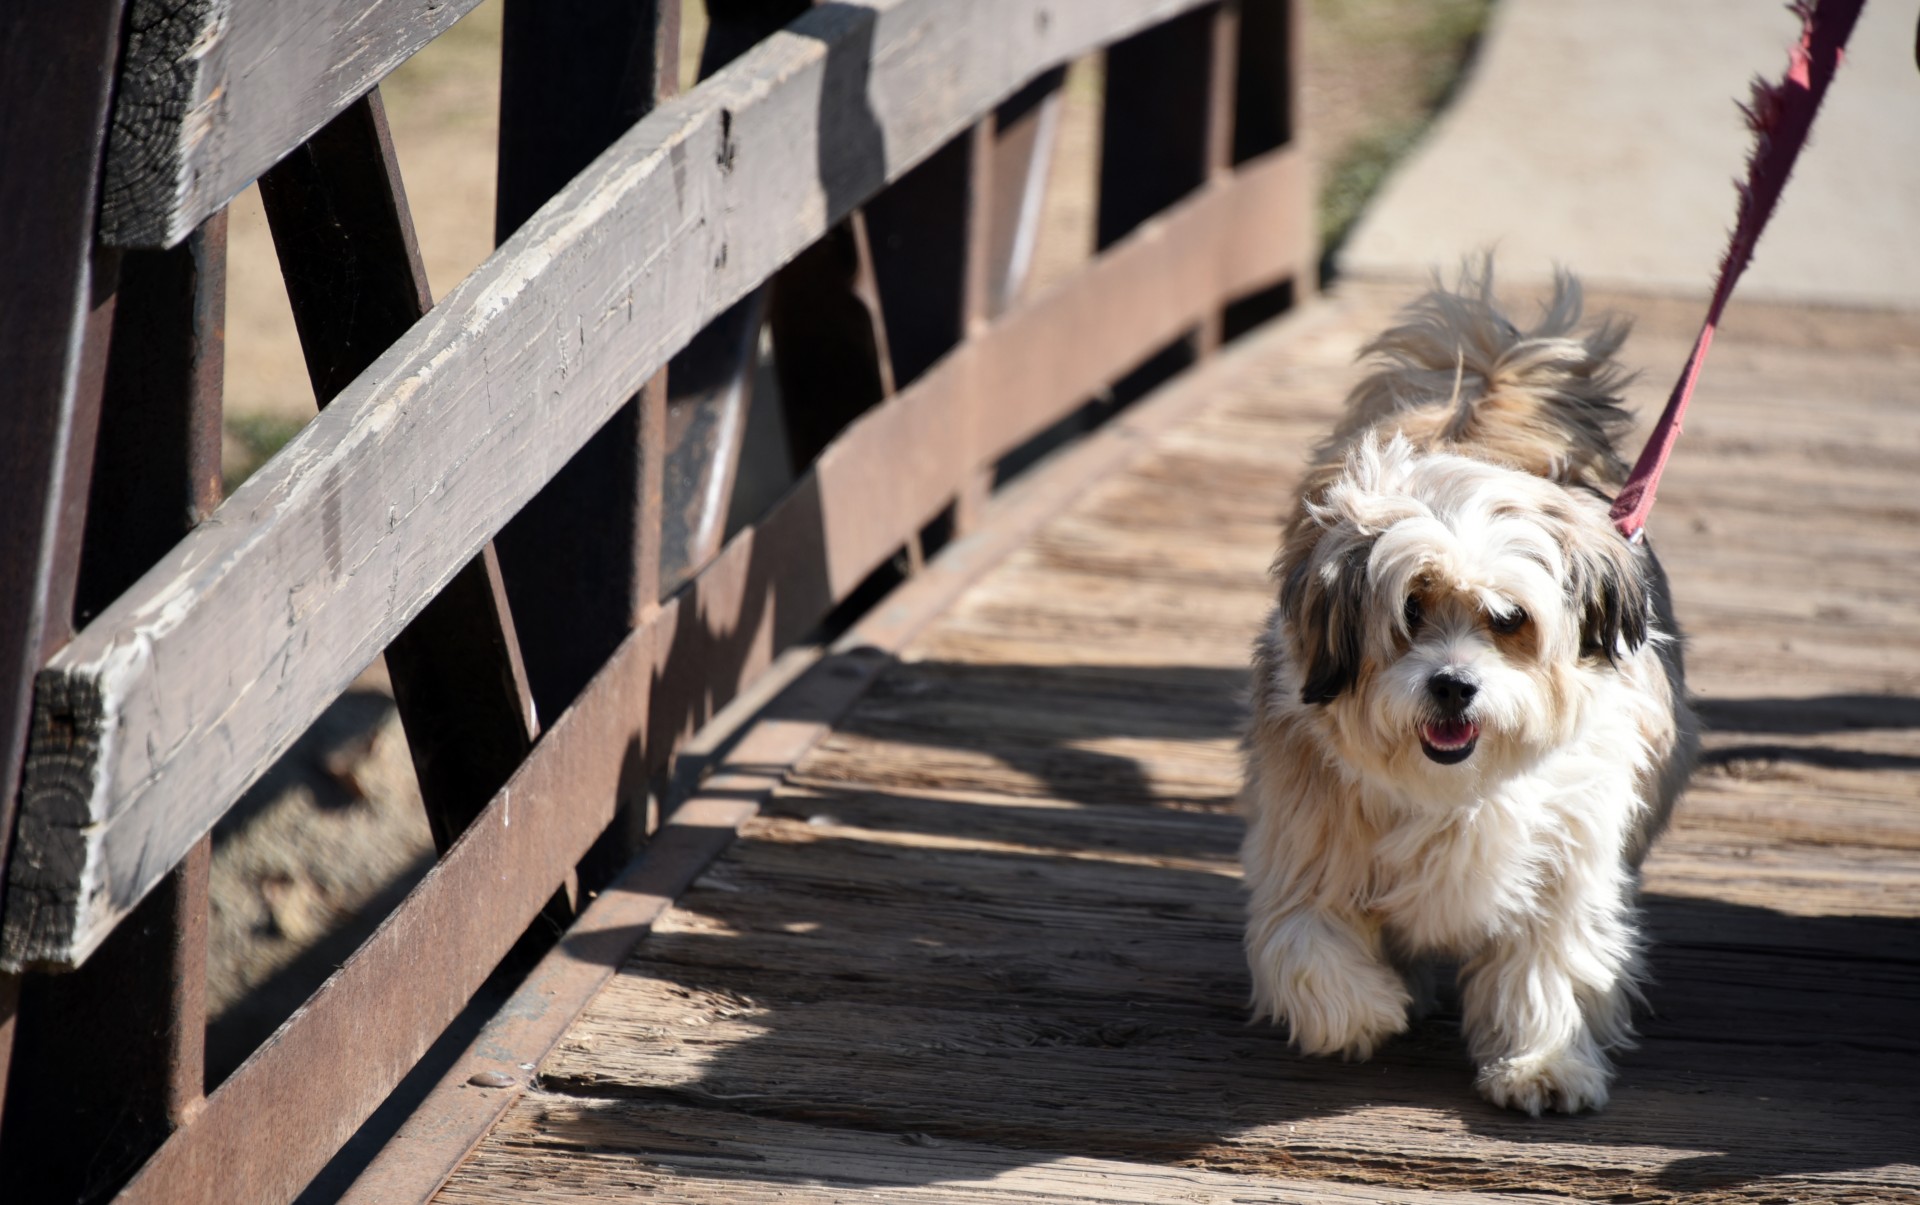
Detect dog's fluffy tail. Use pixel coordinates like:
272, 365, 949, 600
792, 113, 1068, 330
1334, 260, 1637, 490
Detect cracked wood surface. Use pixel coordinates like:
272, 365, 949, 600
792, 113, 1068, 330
432, 287, 1920, 1202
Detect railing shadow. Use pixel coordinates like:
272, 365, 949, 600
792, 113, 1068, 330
526, 664, 1920, 1197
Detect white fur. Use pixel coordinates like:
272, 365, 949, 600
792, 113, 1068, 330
1241, 271, 1697, 1115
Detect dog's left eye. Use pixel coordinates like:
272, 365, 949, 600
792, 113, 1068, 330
1488, 607, 1528, 635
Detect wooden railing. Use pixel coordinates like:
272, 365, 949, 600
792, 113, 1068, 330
0, 0, 1309, 1200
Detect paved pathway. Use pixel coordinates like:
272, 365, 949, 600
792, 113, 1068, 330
1340, 0, 1920, 309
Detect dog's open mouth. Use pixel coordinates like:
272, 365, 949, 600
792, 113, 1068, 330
1420, 718, 1479, 764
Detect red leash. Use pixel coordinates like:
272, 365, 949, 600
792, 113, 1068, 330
1609, 0, 1867, 541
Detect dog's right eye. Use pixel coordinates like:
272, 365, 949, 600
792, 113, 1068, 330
1404, 595, 1423, 631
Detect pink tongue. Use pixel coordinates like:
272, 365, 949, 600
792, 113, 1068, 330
1425, 719, 1476, 747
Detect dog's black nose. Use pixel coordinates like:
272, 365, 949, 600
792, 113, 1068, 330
1426, 670, 1478, 714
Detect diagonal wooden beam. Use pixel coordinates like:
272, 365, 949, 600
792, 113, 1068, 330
259, 90, 540, 847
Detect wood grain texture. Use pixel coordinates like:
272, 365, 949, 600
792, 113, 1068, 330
6, 0, 1257, 971
98, 0, 487, 248
436, 284, 1920, 1203
437, 1095, 1577, 1204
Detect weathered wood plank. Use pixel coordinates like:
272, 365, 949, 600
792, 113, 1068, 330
434, 283, 1920, 1205
98, 0, 488, 248
438, 1094, 1578, 1204
483, 771, 1920, 1201
6, 0, 1282, 971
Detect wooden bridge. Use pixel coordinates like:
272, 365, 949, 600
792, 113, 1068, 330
1, 2, 1915, 1202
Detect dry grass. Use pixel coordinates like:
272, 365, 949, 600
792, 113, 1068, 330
1302, 0, 1494, 258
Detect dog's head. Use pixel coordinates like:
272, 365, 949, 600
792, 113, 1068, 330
1275, 435, 1652, 789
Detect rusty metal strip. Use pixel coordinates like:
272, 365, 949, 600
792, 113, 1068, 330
110, 149, 1309, 1205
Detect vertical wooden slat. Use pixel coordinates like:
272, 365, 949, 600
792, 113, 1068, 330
0, 3, 128, 1122
1233, 0, 1296, 164
1097, 2, 1238, 385
493, 0, 680, 725
1196, 1, 1241, 353
72, 217, 227, 625
861, 130, 984, 388
952, 120, 1001, 533
768, 213, 897, 471
491, 0, 682, 886
1228, 0, 1315, 330
259, 91, 540, 848
0, 211, 226, 1204
1098, 6, 1224, 249
699, 0, 812, 76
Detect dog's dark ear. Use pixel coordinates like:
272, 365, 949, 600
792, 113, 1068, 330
1282, 540, 1373, 704
1569, 529, 1650, 661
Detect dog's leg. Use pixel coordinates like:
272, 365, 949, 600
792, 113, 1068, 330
1245, 902, 1411, 1060
1458, 882, 1639, 1115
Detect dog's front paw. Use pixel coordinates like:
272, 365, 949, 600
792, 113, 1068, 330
1255, 951, 1411, 1060
1476, 1046, 1612, 1115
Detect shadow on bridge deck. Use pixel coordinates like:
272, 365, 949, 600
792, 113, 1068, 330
431, 286, 1920, 1203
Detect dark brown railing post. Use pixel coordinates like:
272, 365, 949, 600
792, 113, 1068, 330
1097, 1, 1239, 388
0, 209, 226, 1203
960, 69, 1069, 531
493, 0, 680, 714
0, 0, 129, 1136
492, 0, 682, 875
1229, 0, 1315, 329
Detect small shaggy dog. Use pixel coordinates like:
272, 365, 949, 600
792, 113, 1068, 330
1241, 267, 1698, 1115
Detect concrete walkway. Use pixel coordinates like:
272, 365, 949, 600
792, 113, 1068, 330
1339, 0, 1920, 309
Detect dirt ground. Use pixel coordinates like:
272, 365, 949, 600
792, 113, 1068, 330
205, 0, 1492, 1080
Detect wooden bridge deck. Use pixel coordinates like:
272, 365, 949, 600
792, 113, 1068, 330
429, 288, 1920, 1204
